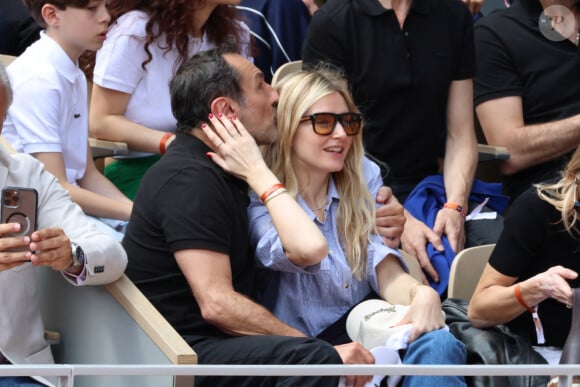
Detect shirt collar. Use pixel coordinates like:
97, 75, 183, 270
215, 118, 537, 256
327, 174, 340, 201
359, 0, 435, 16
39, 31, 81, 84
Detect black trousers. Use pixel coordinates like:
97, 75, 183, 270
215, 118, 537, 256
187, 334, 342, 387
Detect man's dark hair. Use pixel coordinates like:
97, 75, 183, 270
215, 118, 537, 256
170, 46, 244, 133
24, 0, 92, 28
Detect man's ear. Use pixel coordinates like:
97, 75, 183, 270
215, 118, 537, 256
210, 96, 237, 119
41, 4, 59, 27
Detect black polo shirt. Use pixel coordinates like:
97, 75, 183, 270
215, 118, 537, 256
124, 132, 253, 339
303, 0, 475, 186
474, 0, 579, 200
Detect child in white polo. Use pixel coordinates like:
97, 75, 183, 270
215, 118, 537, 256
3, 0, 132, 239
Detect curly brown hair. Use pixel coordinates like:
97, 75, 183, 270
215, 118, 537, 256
107, 0, 245, 69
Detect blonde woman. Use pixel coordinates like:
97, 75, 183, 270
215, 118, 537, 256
247, 69, 466, 387
469, 145, 580, 362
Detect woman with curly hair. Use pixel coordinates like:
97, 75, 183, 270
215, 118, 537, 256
89, 0, 250, 199
469, 145, 580, 362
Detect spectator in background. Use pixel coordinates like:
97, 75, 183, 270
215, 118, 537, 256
0, 62, 127, 387
89, 0, 251, 200
469, 145, 580, 364
3, 0, 132, 239
473, 0, 580, 202
302, 0, 498, 292
237, 0, 317, 83
0, 0, 41, 56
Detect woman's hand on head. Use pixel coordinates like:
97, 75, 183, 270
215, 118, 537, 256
202, 113, 268, 181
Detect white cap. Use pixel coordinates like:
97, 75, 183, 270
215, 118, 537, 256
346, 299, 410, 350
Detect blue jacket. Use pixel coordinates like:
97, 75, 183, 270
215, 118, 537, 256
404, 175, 509, 294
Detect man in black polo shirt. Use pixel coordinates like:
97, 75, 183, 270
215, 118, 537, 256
474, 0, 580, 202
303, 0, 480, 285
123, 47, 381, 387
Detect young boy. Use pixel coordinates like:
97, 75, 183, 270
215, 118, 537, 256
2, 0, 132, 239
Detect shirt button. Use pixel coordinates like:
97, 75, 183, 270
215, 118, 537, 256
344, 283, 350, 289
404, 31, 409, 37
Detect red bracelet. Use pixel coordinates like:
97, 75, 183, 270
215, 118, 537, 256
514, 284, 535, 313
443, 202, 467, 218
260, 183, 285, 203
159, 132, 173, 155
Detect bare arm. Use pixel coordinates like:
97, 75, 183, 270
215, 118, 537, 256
34, 150, 132, 220
175, 248, 305, 336
376, 255, 445, 342
401, 79, 477, 281
437, 78, 477, 252
468, 263, 578, 328
204, 115, 328, 267
476, 96, 580, 175
89, 84, 174, 154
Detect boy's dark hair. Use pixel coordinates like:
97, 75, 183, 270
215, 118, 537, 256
170, 45, 244, 134
24, 0, 92, 28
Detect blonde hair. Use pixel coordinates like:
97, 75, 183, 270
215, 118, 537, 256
536, 146, 580, 238
266, 69, 376, 279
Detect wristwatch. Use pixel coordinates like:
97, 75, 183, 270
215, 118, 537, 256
67, 242, 85, 271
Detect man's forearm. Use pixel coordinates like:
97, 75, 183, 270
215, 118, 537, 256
205, 291, 305, 337
498, 114, 580, 175
443, 133, 477, 207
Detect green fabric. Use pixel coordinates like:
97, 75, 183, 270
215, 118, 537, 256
104, 155, 161, 200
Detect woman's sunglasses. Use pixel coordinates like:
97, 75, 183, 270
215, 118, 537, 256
299, 112, 362, 136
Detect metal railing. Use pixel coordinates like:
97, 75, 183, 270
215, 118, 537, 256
1, 364, 580, 387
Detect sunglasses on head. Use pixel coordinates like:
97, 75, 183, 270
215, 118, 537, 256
299, 112, 362, 136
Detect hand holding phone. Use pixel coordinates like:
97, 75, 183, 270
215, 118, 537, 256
1, 187, 38, 253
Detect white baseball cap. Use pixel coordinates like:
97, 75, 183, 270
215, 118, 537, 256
346, 299, 411, 350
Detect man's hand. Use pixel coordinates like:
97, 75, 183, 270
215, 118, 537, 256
400, 211, 444, 284
29, 227, 73, 271
0, 223, 31, 271
433, 208, 466, 255
375, 186, 405, 248
333, 342, 374, 387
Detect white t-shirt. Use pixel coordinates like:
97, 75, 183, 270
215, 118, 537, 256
3, 32, 88, 185
93, 10, 251, 158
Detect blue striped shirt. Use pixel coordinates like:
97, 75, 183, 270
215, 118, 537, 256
248, 157, 403, 337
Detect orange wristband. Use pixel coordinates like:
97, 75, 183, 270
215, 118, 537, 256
260, 183, 285, 203
514, 284, 535, 313
443, 202, 467, 218
159, 132, 173, 155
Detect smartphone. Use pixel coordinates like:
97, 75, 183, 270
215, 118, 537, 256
1, 187, 38, 252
